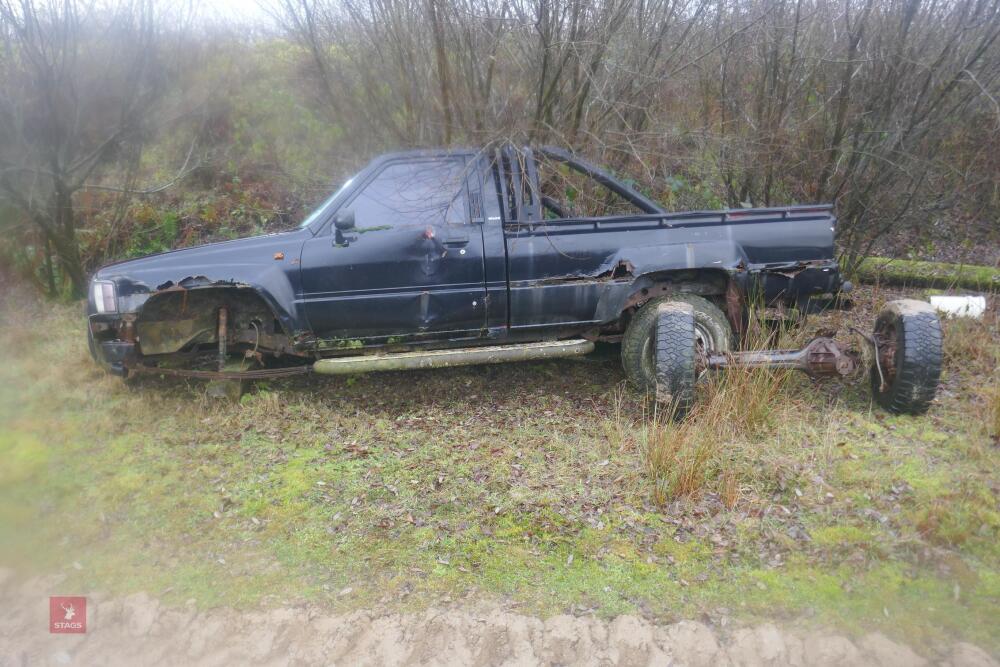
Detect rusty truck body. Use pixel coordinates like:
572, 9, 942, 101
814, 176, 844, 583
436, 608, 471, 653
87, 146, 942, 416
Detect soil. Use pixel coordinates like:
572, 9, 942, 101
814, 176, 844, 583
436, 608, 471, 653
1, 569, 996, 667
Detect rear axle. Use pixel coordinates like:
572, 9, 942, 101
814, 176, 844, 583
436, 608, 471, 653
704, 336, 860, 378
654, 298, 943, 419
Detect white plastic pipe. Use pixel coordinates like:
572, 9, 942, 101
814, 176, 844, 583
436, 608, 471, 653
929, 295, 987, 319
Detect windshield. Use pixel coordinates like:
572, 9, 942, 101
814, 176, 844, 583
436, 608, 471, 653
298, 177, 354, 228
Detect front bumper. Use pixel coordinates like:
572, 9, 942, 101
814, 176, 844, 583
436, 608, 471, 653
88, 319, 136, 377
98, 341, 136, 376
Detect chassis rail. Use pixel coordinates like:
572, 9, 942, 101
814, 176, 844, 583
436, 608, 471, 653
128, 364, 313, 380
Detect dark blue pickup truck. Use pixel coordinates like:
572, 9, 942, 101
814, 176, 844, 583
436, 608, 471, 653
87, 146, 943, 416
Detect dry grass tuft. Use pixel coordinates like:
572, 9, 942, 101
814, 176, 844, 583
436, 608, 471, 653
990, 385, 1000, 443
641, 415, 706, 504
695, 365, 790, 439
602, 382, 637, 451
637, 306, 805, 507
720, 469, 741, 510
943, 315, 1000, 376
641, 361, 795, 507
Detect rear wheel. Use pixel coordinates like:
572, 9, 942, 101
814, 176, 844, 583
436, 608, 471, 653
652, 302, 697, 418
622, 294, 731, 392
870, 299, 943, 415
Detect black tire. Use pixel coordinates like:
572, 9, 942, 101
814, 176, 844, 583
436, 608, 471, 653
653, 302, 697, 418
622, 294, 730, 391
870, 299, 943, 415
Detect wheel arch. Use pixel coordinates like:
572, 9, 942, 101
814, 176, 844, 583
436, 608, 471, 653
135, 284, 293, 357
594, 268, 735, 325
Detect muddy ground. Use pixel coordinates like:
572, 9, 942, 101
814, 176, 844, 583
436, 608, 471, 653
1, 569, 996, 667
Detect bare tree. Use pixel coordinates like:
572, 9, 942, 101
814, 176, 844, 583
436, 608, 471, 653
5, 0, 985, 287
0, 0, 193, 296
682, 0, 1000, 263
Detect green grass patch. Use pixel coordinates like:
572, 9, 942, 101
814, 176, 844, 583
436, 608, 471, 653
0, 284, 997, 652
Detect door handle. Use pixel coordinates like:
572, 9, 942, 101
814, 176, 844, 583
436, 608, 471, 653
443, 236, 469, 247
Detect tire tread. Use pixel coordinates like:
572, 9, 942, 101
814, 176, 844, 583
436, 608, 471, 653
622, 294, 729, 391
871, 301, 943, 415
653, 303, 697, 418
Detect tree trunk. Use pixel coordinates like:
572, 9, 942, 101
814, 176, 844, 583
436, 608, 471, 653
43, 234, 57, 298
52, 187, 87, 298
427, 0, 454, 144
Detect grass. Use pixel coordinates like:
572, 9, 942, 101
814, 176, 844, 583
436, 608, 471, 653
855, 257, 999, 290
0, 284, 998, 654
639, 363, 792, 507
991, 387, 1000, 442
638, 311, 802, 508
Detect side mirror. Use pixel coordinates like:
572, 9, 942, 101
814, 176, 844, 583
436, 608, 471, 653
334, 210, 356, 231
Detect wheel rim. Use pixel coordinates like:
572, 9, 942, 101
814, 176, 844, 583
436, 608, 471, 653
693, 323, 713, 352
873, 321, 899, 392
642, 321, 717, 382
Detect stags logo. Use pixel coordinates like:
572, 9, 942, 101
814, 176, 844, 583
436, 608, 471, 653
49, 596, 86, 634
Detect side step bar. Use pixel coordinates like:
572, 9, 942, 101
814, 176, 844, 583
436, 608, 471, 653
313, 339, 594, 375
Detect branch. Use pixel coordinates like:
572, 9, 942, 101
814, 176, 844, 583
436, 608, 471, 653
79, 137, 201, 195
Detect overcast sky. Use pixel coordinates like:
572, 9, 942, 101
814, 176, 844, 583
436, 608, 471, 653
187, 0, 276, 26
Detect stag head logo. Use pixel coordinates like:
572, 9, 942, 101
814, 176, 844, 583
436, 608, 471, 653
50, 596, 86, 634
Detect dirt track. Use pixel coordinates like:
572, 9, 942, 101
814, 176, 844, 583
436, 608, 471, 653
1, 569, 996, 667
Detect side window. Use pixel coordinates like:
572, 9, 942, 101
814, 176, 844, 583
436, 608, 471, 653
347, 159, 468, 229
535, 154, 644, 219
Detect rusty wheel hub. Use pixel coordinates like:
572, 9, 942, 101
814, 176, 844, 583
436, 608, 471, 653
874, 322, 898, 391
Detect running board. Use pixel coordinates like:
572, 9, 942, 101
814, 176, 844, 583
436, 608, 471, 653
313, 339, 594, 375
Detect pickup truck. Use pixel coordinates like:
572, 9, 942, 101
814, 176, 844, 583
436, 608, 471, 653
87, 145, 943, 416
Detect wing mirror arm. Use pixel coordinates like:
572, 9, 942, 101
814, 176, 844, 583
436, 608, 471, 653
333, 210, 356, 246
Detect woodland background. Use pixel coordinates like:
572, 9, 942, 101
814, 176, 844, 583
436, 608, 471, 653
1, 0, 999, 298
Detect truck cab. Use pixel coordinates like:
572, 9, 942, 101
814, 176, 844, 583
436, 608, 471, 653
295, 145, 843, 350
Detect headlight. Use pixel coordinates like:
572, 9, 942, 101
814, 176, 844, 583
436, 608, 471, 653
92, 281, 117, 314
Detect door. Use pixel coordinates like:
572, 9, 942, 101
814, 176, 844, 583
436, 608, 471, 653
299, 156, 487, 342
